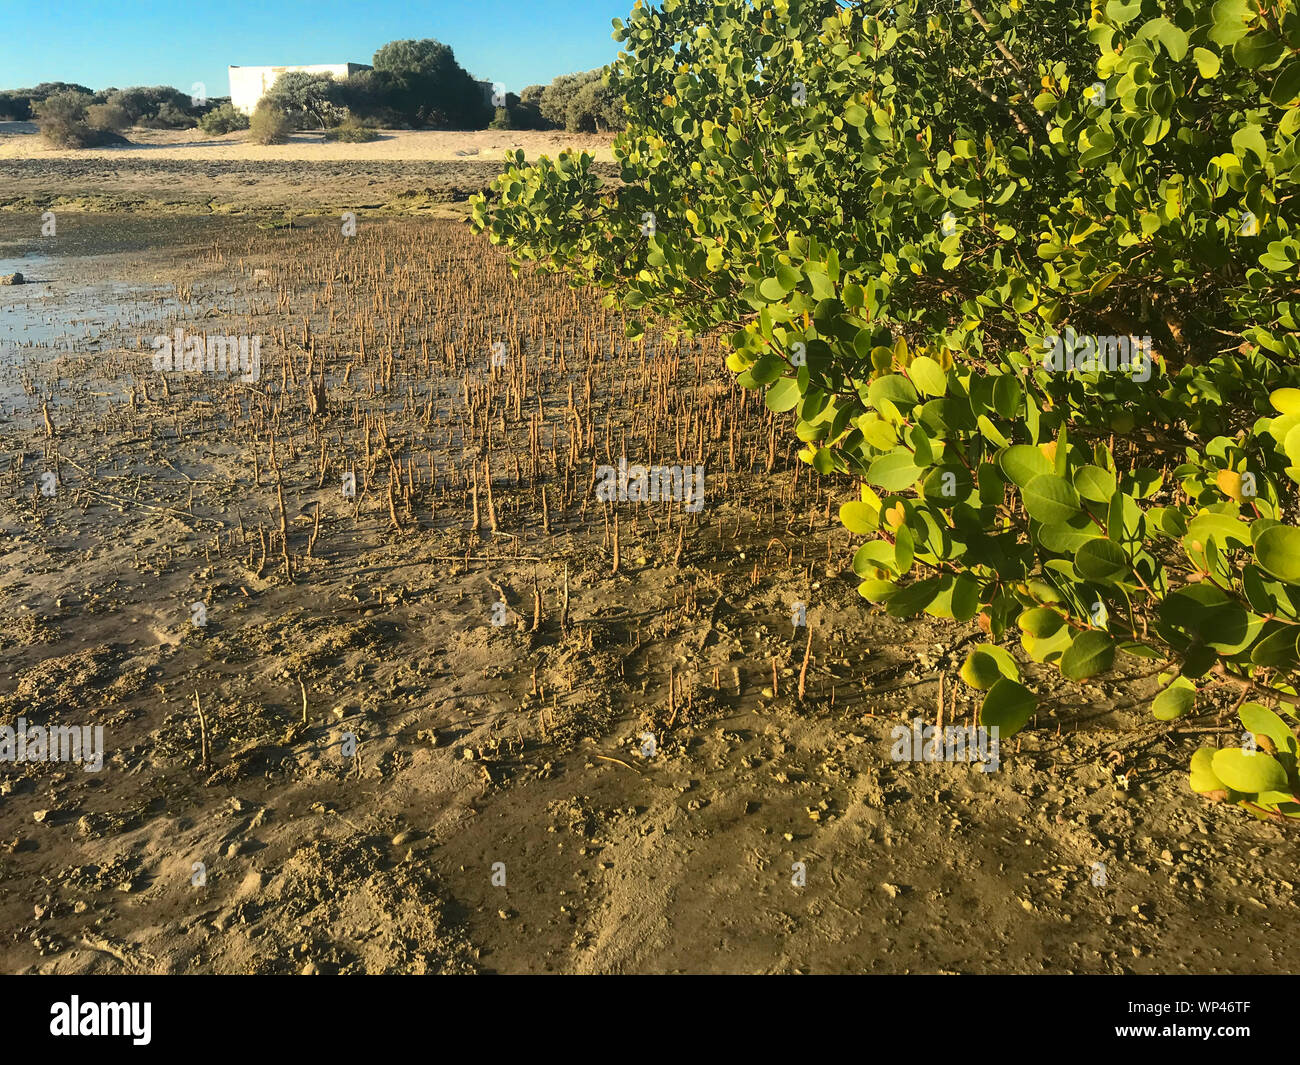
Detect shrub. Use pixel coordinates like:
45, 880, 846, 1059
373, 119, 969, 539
198, 102, 249, 135
322, 116, 379, 142
248, 102, 291, 145
474, 0, 1300, 824
538, 69, 601, 130
85, 102, 130, 132
0, 92, 32, 120
138, 101, 195, 129
531, 69, 625, 132
33, 90, 122, 147
264, 71, 341, 130
371, 38, 490, 128
106, 86, 195, 127
566, 77, 625, 133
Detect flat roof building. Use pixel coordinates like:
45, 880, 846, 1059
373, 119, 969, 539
228, 63, 371, 115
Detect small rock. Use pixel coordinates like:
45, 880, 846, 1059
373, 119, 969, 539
236, 871, 263, 899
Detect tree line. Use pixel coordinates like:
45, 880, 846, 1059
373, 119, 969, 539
1, 37, 626, 147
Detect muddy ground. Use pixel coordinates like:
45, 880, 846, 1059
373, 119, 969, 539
0, 181, 1294, 974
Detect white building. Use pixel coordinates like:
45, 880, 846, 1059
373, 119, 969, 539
228, 63, 371, 115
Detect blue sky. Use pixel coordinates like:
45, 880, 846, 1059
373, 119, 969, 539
0, 0, 630, 96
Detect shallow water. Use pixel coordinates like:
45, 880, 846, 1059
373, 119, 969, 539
0, 255, 186, 350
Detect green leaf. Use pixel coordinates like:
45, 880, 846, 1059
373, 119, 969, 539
1074, 464, 1117, 503
1232, 123, 1269, 163
1059, 629, 1115, 680
1152, 677, 1195, 721
852, 540, 896, 577
1038, 516, 1101, 554
1142, 17, 1188, 62
1075, 539, 1129, 583
1189, 747, 1226, 794
1240, 702, 1296, 754
857, 579, 898, 602
1186, 510, 1252, 552
999, 444, 1052, 488
776, 265, 802, 291
1251, 625, 1300, 668
1022, 473, 1082, 524
1208, 0, 1252, 47
765, 377, 801, 413
1233, 31, 1284, 70
1105, 0, 1142, 25
908, 355, 947, 397
886, 577, 943, 617
1193, 47, 1222, 79
1211, 748, 1289, 794
1018, 607, 1064, 638
839, 500, 879, 534
1255, 525, 1300, 582
1270, 60, 1300, 106
866, 450, 923, 492
951, 573, 981, 622
748, 355, 785, 385
980, 678, 1036, 738
1022, 625, 1074, 664
1272, 387, 1300, 416
960, 644, 1020, 689
867, 374, 919, 410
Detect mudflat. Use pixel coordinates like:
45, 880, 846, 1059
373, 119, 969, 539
0, 165, 1292, 974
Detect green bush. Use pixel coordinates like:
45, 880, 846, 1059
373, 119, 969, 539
137, 101, 195, 129
34, 90, 123, 147
264, 71, 341, 130
322, 115, 379, 141
248, 102, 291, 145
85, 102, 130, 132
566, 76, 625, 133
198, 102, 249, 135
371, 38, 490, 128
0, 91, 32, 120
105, 86, 194, 126
5, 82, 93, 123
474, 0, 1300, 824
